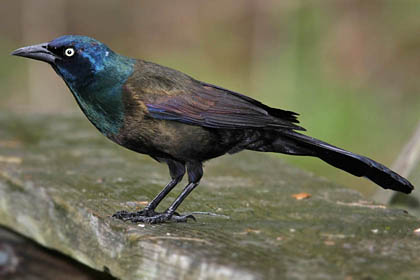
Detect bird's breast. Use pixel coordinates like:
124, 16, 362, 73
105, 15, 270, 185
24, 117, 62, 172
69, 83, 126, 138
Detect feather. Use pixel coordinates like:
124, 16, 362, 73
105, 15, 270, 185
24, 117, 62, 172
143, 80, 304, 131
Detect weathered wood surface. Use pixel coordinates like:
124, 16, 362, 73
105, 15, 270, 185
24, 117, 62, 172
1, 114, 420, 280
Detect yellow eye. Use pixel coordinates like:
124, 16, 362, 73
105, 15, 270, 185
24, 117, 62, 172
64, 48, 75, 57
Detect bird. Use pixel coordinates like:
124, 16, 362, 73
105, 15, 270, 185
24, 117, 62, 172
12, 35, 414, 224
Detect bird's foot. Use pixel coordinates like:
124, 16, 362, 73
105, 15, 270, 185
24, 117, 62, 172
112, 209, 196, 224
112, 208, 157, 221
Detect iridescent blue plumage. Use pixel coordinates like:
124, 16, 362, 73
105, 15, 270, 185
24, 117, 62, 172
50, 35, 135, 136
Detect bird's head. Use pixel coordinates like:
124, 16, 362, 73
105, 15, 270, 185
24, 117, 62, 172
11, 35, 132, 90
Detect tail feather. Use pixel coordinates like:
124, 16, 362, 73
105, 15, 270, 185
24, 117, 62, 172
276, 132, 414, 194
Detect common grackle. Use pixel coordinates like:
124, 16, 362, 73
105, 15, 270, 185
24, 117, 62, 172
12, 35, 414, 224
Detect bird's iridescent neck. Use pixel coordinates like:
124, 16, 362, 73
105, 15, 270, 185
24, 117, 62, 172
59, 54, 135, 137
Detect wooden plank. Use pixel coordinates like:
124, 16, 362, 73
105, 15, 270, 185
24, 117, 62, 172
0, 114, 419, 280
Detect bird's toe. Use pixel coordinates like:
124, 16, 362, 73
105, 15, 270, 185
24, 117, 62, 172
112, 208, 158, 221
112, 209, 196, 224
171, 213, 196, 223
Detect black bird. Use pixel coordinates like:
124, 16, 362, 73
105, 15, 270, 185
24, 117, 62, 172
11, 35, 414, 224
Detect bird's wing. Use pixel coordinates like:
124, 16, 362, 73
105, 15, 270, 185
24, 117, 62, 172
140, 80, 304, 131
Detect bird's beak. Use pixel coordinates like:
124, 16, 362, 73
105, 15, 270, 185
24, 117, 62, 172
11, 42, 57, 64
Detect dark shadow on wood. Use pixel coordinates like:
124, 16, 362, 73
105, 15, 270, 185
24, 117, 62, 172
0, 226, 117, 280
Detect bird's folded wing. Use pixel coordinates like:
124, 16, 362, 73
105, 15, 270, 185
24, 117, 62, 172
143, 81, 304, 130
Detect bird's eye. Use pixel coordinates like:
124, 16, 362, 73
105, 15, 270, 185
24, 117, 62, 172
64, 48, 75, 57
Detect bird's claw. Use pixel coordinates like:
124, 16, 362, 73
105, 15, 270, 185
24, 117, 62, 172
112, 209, 196, 224
112, 209, 157, 221
173, 213, 196, 222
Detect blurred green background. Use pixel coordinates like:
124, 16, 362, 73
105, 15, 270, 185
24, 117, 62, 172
1, 0, 419, 196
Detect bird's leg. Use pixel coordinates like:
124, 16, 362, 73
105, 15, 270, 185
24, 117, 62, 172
128, 162, 203, 224
112, 160, 185, 221
112, 178, 182, 220
162, 181, 200, 222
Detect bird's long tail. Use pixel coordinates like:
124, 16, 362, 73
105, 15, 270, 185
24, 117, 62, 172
270, 131, 414, 194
